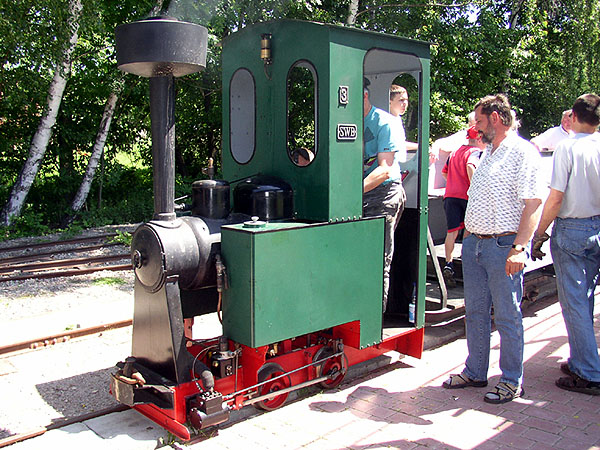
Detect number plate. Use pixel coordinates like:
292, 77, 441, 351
337, 124, 357, 141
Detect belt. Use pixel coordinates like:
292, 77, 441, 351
472, 232, 516, 239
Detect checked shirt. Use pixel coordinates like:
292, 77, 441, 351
464, 132, 543, 235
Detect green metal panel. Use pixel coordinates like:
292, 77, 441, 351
327, 42, 364, 221
221, 218, 384, 348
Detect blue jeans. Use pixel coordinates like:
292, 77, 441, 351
550, 216, 600, 382
461, 233, 524, 387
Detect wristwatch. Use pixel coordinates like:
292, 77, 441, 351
512, 244, 525, 252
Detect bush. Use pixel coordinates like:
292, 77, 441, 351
0, 164, 202, 241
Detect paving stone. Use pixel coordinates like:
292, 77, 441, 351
7, 291, 599, 450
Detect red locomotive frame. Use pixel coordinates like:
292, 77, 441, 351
120, 321, 424, 441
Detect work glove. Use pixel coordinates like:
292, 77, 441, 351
531, 232, 550, 261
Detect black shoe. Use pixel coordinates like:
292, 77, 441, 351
443, 264, 456, 288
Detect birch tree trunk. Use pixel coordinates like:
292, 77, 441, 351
62, 88, 120, 227
0, 0, 83, 227
347, 0, 360, 25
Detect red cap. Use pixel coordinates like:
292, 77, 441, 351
467, 126, 479, 140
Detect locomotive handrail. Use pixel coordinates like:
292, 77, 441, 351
427, 226, 448, 309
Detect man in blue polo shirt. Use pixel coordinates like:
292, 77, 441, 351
363, 78, 406, 312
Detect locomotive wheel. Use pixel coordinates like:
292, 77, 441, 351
255, 362, 291, 411
313, 346, 348, 389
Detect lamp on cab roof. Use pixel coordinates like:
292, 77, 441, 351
260, 33, 272, 64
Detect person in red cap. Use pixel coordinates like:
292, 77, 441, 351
440, 126, 486, 287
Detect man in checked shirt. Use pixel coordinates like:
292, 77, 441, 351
442, 94, 544, 404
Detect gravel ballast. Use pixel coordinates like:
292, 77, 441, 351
0, 226, 138, 440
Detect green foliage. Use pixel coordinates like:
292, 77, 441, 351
287, 65, 316, 152
1, 210, 52, 239
0, 164, 155, 239
74, 166, 155, 227
108, 230, 132, 246
59, 224, 85, 239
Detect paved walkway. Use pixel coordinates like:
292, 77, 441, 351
9, 291, 600, 450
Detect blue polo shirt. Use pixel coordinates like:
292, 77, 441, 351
363, 106, 403, 184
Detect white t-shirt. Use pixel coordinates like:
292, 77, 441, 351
432, 128, 468, 155
391, 115, 408, 162
531, 126, 572, 152
465, 133, 543, 234
551, 132, 600, 218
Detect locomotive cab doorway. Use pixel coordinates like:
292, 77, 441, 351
363, 48, 427, 331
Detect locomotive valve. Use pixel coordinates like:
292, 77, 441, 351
132, 250, 143, 270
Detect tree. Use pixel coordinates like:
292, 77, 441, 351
62, 83, 121, 226
347, 0, 360, 24
1, 0, 83, 227
2, 0, 599, 234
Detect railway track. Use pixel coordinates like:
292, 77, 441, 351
0, 405, 130, 448
0, 319, 132, 356
0, 232, 132, 282
0, 233, 118, 254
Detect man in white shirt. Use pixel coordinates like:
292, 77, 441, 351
442, 94, 543, 405
430, 112, 476, 163
531, 110, 574, 152
532, 93, 600, 396
389, 85, 418, 160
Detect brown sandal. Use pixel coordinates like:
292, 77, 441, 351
442, 373, 488, 389
556, 375, 600, 396
484, 382, 524, 404
560, 362, 575, 377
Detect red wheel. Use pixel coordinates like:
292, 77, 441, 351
314, 346, 348, 389
255, 362, 291, 411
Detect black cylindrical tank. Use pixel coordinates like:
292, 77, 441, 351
131, 217, 220, 293
233, 175, 293, 220
191, 179, 230, 219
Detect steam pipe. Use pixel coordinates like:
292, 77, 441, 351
114, 17, 208, 222
149, 75, 176, 221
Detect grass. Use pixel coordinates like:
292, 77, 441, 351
92, 277, 127, 286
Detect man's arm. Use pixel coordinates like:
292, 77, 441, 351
466, 152, 480, 181
535, 188, 564, 236
363, 152, 395, 193
466, 163, 476, 181
528, 188, 564, 260
505, 197, 543, 276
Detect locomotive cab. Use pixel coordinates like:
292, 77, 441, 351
220, 20, 430, 346
111, 19, 430, 441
